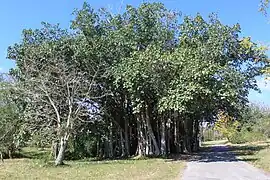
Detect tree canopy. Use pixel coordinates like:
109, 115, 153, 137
3, 2, 269, 165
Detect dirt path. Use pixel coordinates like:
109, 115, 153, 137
182, 145, 270, 180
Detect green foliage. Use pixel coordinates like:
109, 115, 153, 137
229, 130, 267, 144
214, 111, 241, 141
240, 104, 270, 138
0, 74, 25, 155
256, 117, 270, 138
224, 104, 270, 144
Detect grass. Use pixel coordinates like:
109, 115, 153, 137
201, 139, 228, 147
0, 148, 185, 180
229, 140, 270, 172
254, 148, 270, 172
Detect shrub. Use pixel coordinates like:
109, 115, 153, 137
229, 130, 267, 144
214, 111, 240, 141
229, 131, 247, 144
255, 117, 270, 138
214, 108, 269, 144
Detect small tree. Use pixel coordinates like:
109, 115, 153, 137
215, 111, 240, 141
8, 24, 102, 165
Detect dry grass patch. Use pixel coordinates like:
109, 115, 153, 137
253, 148, 270, 172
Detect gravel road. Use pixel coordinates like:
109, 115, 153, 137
182, 145, 270, 180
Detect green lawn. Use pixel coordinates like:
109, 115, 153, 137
0, 157, 185, 180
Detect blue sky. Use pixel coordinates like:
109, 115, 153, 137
0, 0, 270, 105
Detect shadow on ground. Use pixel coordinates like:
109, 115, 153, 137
6, 142, 270, 166
167, 143, 270, 163
6, 148, 52, 159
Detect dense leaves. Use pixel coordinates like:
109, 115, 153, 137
0, 74, 25, 158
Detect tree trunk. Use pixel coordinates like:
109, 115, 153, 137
174, 119, 180, 154
124, 95, 131, 157
145, 134, 150, 155
104, 137, 113, 158
183, 119, 193, 153
149, 134, 153, 155
189, 119, 194, 152
51, 140, 59, 159
99, 141, 104, 158
144, 117, 149, 155
0, 152, 3, 163
156, 118, 161, 148
136, 114, 144, 156
178, 118, 184, 153
193, 119, 200, 152
166, 119, 171, 154
124, 118, 130, 156
55, 136, 67, 166
161, 118, 166, 155
109, 121, 113, 158
145, 105, 160, 155
182, 119, 188, 153
8, 150, 12, 159
199, 122, 203, 147
96, 137, 100, 158
120, 129, 125, 157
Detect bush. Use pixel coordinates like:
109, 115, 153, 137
255, 117, 270, 138
214, 106, 270, 144
229, 130, 267, 144
229, 131, 247, 144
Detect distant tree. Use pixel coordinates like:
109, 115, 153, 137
0, 74, 23, 160
259, 0, 270, 15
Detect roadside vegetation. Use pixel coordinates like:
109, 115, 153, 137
202, 104, 270, 144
